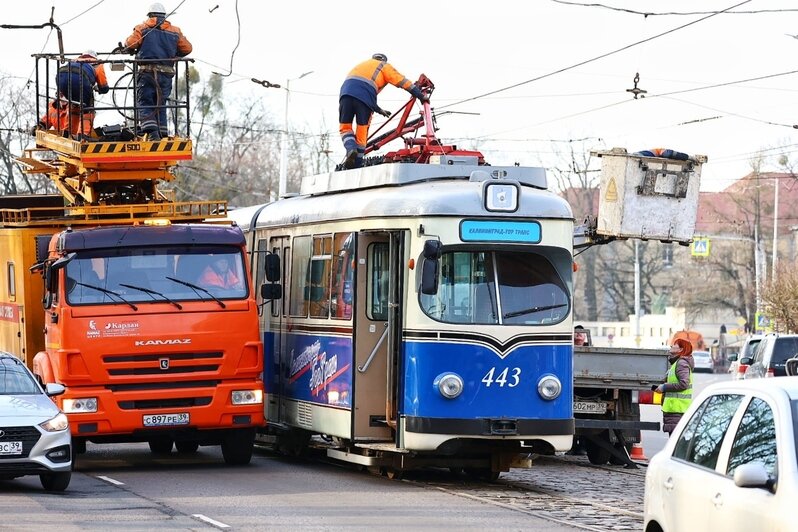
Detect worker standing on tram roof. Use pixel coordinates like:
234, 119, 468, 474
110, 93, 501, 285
338, 54, 428, 169
123, 2, 192, 141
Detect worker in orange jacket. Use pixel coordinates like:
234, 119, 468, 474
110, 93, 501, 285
37, 97, 84, 137
54, 50, 109, 137
339, 54, 427, 169
124, 2, 192, 140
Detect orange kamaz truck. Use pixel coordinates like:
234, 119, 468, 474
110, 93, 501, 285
0, 54, 264, 464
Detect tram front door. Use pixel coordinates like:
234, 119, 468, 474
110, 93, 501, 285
352, 230, 404, 442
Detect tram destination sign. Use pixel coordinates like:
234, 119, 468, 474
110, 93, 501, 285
460, 220, 541, 243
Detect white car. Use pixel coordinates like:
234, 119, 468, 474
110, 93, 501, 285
691, 350, 714, 373
644, 377, 798, 532
0, 353, 72, 491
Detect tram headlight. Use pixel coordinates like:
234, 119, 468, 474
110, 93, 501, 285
537, 375, 562, 401
434, 373, 464, 399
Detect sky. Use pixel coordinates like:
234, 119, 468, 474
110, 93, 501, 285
3, 0, 798, 192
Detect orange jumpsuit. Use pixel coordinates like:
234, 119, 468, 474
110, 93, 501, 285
339, 58, 422, 167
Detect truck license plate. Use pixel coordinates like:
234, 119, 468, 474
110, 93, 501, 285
573, 401, 607, 414
0, 441, 23, 455
143, 412, 190, 427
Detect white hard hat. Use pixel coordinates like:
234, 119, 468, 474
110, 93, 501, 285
148, 2, 166, 15
83, 50, 98, 59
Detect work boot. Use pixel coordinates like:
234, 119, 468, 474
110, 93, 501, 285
343, 148, 357, 169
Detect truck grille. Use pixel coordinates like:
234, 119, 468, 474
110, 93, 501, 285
0, 426, 41, 459
103, 352, 223, 377
118, 397, 213, 410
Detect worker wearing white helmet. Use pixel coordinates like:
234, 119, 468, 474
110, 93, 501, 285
53, 49, 109, 137
123, 3, 192, 140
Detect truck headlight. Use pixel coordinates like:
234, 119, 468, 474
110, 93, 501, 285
537, 375, 562, 400
62, 397, 97, 413
39, 412, 69, 432
232, 389, 263, 405
434, 373, 464, 399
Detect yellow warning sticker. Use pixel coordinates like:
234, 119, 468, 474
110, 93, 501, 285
605, 177, 618, 202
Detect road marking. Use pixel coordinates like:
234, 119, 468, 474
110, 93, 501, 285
96, 475, 124, 486
192, 514, 230, 529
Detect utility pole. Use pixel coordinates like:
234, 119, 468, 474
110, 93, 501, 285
634, 240, 641, 347
772, 176, 779, 280
278, 71, 313, 199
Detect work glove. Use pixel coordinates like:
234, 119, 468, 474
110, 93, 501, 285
377, 108, 392, 118
654, 385, 665, 394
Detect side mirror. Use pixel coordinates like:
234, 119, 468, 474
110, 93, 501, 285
265, 253, 281, 282
45, 383, 66, 397
420, 257, 439, 295
261, 283, 282, 301
727, 353, 738, 362
740, 356, 753, 365
423, 239, 442, 260
733, 462, 772, 491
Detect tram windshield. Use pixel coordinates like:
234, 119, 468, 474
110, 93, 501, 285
419, 250, 570, 325
64, 245, 248, 306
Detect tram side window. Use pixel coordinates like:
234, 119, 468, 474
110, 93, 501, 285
330, 232, 354, 320
289, 236, 311, 317
308, 236, 332, 319
269, 245, 281, 317
368, 243, 389, 321
7, 262, 16, 301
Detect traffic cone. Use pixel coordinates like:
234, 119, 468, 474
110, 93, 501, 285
630, 442, 648, 461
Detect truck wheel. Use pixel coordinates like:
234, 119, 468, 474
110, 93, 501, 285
222, 429, 254, 465
40, 471, 71, 491
73, 439, 87, 455
585, 439, 611, 465
148, 438, 174, 455
175, 441, 199, 454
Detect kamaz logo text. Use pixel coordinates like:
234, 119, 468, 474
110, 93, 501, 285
134, 339, 192, 346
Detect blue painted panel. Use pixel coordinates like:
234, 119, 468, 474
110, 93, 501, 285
402, 341, 572, 420
266, 331, 353, 409
460, 220, 541, 243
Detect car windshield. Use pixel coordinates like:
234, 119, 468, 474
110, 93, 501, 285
0, 358, 40, 394
65, 245, 248, 305
419, 249, 570, 325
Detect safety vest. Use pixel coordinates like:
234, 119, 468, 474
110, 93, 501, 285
662, 359, 693, 414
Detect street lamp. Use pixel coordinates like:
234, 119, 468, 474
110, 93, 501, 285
279, 70, 313, 199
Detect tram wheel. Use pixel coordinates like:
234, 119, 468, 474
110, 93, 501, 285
585, 438, 611, 465
465, 468, 500, 481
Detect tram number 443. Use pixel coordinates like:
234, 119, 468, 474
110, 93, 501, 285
481, 367, 521, 387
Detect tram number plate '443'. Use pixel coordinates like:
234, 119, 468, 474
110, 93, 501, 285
143, 412, 190, 427
573, 401, 608, 414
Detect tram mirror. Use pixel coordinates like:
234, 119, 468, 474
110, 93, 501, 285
261, 283, 283, 301
264, 254, 281, 282
423, 239, 442, 260
420, 257, 439, 295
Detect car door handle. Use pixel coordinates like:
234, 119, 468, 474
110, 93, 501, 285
663, 477, 674, 490
713, 493, 723, 508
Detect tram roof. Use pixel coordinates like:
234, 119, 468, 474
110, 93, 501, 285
299, 162, 547, 195
230, 163, 573, 231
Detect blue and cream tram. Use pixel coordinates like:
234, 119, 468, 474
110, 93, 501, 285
230, 159, 576, 477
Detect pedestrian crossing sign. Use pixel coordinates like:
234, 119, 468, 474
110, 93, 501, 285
755, 311, 772, 333
691, 237, 710, 257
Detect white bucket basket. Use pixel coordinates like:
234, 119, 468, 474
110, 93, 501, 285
592, 147, 707, 244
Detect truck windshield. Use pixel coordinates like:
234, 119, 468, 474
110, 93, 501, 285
419, 250, 570, 325
64, 245, 248, 306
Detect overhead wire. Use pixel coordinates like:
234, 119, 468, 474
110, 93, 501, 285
549, 0, 798, 17
438, 0, 752, 111
212, 0, 241, 77
60, 0, 107, 26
